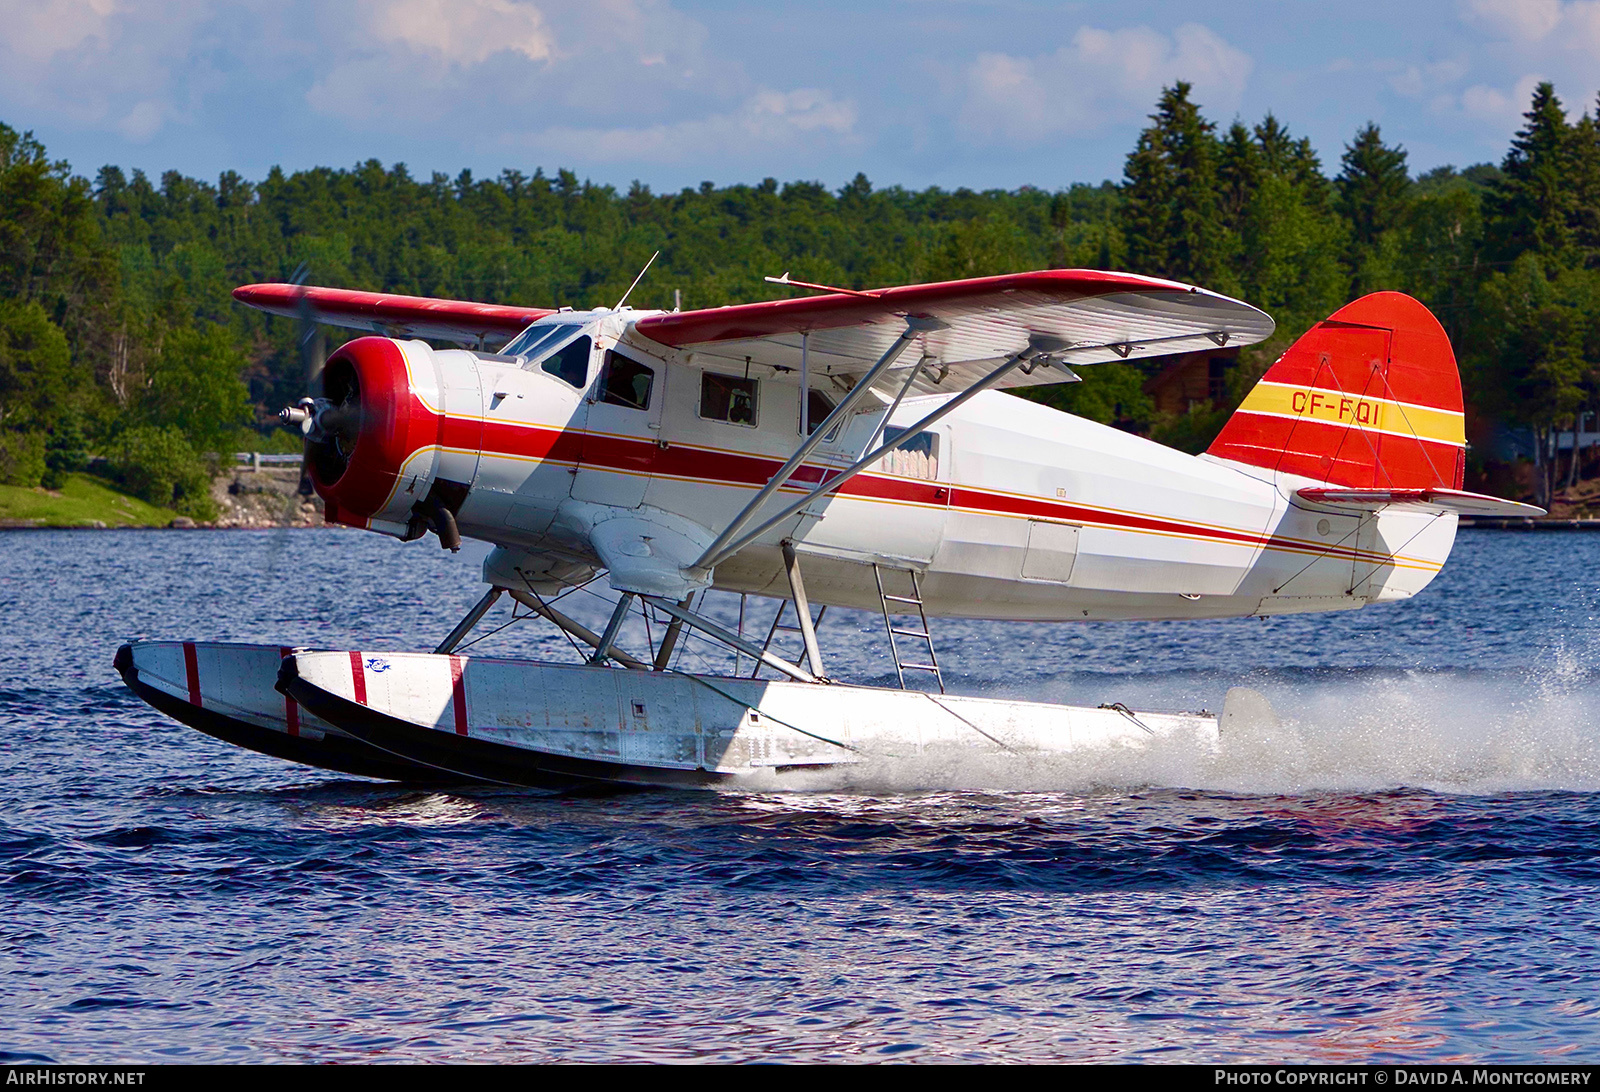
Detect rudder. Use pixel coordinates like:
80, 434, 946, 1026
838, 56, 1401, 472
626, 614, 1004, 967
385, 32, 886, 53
1207, 292, 1465, 489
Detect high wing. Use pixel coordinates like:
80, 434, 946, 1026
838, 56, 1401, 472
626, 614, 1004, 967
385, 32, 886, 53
232, 284, 555, 345
633, 270, 1275, 394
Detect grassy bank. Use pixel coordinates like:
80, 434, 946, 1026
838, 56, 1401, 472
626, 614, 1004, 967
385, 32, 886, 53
0, 473, 180, 528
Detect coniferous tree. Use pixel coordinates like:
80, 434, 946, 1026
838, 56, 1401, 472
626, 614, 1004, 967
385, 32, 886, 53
1217, 121, 1259, 233
1120, 83, 1235, 292
1570, 98, 1600, 266
1337, 124, 1409, 244
1486, 82, 1578, 265
1336, 123, 1410, 293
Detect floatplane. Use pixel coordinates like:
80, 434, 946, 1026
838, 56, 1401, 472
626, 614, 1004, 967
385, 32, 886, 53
115, 268, 1540, 788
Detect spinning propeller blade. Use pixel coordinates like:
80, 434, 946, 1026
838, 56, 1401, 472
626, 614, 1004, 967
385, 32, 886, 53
282, 264, 333, 497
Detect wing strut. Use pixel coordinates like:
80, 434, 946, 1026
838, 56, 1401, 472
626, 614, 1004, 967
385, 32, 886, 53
696, 337, 1050, 572
692, 317, 943, 570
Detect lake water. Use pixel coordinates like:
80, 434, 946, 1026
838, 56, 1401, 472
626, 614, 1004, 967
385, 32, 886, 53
3, 527, 1598, 1063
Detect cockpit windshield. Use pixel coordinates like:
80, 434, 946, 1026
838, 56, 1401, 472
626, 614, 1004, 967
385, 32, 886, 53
502, 321, 585, 363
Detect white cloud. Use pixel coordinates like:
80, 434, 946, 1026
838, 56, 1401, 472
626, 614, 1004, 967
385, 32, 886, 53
363, 0, 552, 66
1455, 1, 1600, 116
0, 0, 119, 61
1389, 58, 1471, 98
298, 0, 862, 164
1442, 72, 1549, 122
305, 0, 737, 129
956, 23, 1253, 146
1461, 0, 1567, 41
530, 87, 858, 163
0, 0, 852, 162
116, 100, 166, 141
0, 0, 219, 140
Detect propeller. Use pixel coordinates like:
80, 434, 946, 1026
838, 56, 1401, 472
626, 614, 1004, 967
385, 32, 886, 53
283, 263, 326, 497
276, 266, 363, 501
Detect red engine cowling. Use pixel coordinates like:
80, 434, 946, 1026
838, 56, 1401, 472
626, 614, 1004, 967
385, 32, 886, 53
308, 336, 481, 543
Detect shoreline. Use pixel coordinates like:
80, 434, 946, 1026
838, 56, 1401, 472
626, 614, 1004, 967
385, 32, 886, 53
1458, 517, 1600, 530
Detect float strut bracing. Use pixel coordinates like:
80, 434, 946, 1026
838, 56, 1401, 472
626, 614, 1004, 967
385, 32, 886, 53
505, 589, 651, 670
434, 587, 505, 654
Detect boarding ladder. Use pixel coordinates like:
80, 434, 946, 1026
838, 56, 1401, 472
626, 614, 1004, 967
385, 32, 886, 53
752, 599, 828, 679
872, 564, 944, 693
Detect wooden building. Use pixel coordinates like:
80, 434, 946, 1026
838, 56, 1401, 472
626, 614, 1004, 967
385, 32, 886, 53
1143, 347, 1240, 416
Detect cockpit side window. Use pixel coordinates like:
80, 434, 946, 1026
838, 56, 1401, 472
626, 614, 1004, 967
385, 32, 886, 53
541, 336, 592, 388
504, 322, 580, 360
597, 351, 654, 410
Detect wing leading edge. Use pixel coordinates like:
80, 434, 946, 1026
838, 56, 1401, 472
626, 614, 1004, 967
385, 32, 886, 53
233, 284, 556, 345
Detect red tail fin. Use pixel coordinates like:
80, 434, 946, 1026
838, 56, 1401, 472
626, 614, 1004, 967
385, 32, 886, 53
1207, 292, 1465, 489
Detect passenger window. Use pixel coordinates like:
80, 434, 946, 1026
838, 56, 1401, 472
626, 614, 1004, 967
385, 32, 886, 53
880, 427, 939, 480
541, 336, 592, 388
805, 388, 840, 437
597, 351, 654, 410
700, 372, 758, 427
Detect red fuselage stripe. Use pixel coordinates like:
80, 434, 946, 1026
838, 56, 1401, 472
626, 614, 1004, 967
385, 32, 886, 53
380, 408, 1408, 566
467, 423, 1390, 563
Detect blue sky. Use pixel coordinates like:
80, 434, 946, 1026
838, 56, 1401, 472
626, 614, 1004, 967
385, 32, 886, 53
3, 0, 1598, 192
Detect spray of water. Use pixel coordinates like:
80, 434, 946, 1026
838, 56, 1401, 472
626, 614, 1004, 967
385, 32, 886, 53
759, 667, 1600, 797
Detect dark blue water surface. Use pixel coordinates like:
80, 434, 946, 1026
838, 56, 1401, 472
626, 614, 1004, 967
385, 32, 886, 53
3, 527, 1600, 1063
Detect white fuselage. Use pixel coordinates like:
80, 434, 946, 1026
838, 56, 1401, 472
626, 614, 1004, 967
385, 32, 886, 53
364, 310, 1456, 621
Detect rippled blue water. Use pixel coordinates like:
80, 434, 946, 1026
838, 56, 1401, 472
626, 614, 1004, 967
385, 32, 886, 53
3, 527, 1599, 1063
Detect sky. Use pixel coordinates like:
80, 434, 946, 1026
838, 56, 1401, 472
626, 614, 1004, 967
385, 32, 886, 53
2, 0, 1599, 193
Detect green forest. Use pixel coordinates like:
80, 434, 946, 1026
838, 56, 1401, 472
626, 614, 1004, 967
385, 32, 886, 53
3, 80, 1598, 519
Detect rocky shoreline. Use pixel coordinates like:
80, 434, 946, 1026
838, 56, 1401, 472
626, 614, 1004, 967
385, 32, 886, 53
211, 466, 325, 529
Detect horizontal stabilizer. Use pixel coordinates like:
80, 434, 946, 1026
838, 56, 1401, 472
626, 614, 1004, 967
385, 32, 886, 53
1296, 486, 1545, 517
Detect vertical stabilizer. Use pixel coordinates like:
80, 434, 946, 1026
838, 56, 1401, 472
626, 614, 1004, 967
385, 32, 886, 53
1207, 292, 1465, 489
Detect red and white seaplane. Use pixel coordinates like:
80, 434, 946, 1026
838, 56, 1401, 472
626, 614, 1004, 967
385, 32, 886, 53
115, 268, 1540, 788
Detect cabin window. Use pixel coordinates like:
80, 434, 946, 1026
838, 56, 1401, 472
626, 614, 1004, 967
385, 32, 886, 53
539, 336, 592, 388
805, 388, 840, 439
505, 322, 582, 360
880, 426, 939, 480
596, 351, 654, 410
700, 371, 758, 427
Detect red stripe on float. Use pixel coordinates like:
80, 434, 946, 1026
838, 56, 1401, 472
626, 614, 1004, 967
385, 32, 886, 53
349, 650, 368, 705
450, 655, 468, 736
280, 646, 300, 738
183, 642, 201, 707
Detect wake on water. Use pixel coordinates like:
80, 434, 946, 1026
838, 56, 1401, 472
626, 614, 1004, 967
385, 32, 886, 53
779, 666, 1600, 797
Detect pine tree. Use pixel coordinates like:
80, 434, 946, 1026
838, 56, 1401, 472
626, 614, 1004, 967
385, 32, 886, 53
1119, 83, 1235, 292
1570, 97, 1600, 266
1336, 123, 1410, 248
1217, 121, 1259, 232
1336, 123, 1410, 294
1233, 116, 1347, 335
1486, 82, 1578, 265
